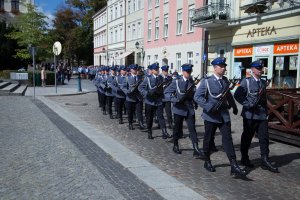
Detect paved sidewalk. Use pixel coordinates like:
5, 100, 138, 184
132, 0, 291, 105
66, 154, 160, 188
25, 78, 96, 96
47, 92, 300, 200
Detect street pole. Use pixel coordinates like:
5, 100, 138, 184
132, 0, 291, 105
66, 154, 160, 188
32, 47, 36, 100
78, 66, 82, 92
54, 51, 57, 93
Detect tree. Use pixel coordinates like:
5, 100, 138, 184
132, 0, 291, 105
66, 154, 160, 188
0, 21, 26, 70
65, 0, 107, 65
6, 4, 51, 62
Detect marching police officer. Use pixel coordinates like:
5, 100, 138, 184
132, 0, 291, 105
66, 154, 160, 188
194, 57, 247, 177
112, 65, 127, 124
94, 67, 103, 108
164, 64, 204, 158
160, 65, 173, 129
122, 64, 146, 130
97, 66, 107, 115
106, 66, 117, 119
234, 60, 278, 173
138, 63, 170, 140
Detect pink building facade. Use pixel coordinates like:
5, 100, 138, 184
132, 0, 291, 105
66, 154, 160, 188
144, 0, 205, 75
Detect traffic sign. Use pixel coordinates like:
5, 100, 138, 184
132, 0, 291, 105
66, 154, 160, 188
53, 41, 62, 56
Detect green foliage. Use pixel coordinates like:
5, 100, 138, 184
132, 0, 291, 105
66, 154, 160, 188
5, 4, 51, 61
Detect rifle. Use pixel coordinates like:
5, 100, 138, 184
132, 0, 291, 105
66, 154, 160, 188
212, 77, 239, 114
178, 74, 203, 101
130, 79, 143, 93
252, 77, 272, 109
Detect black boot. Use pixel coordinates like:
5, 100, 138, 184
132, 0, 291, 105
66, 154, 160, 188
261, 155, 279, 173
173, 140, 182, 154
204, 156, 216, 172
138, 121, 146, 130
230, 159, 248, 177
128, 123, 135, 130
110, 114, 114, 119
148, 129, 154, 139
119, 118, 124, 124
192, 142, 206, 159
241, 156, 254, 168
161, 128, 170, 139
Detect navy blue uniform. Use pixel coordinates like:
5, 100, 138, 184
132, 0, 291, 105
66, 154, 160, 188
194, 75, 237, 159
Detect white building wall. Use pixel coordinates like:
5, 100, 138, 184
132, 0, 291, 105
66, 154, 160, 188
93, 7, 108, 66
0, 0, 34, 23
126, 0, 144, 65
107, 0, 126, 65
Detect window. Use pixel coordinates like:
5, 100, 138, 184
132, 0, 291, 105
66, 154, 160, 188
115, 6, 118, 18
11, 0, 19, 11
110, 8, 113, 21
138, 22, 142, 38
132, 24, 136, 39
187, 52, 193, 64
177, 9, 182, 35
155, 0, 159, 7
128, 0, 131, 14
120, 3, 123, 16
155, 18, 159, 40
0, 0, 4, 10
115, 29, 118, 42
148, 0, 152, 10
176, 53, 182, 72
138, 0, 142, 9
164, 0, 168, 3
147, 55, 151, 66
110, 30, 113, 43
133, 0, 136, 12
120, 27, 124, 41
147, 20, 152, 40
163, 14, 168, 38
128, 25, 131, 40
188, 5, 195, 32
154, 55, 158, 62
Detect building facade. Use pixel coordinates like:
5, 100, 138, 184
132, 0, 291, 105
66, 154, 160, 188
0, 0, 34, 23
107, 0, 126, 65
125, 0, 144, 66
193, 0, 300, 88
144, 0, 205, 75
93, 7, 108, 66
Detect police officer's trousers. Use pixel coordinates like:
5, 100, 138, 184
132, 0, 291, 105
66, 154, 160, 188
203, 121, 236, 159
173, 114, 198, 143
106, 96, 114, 115
145, 104, 166, 129
116, 98, 125, 119
241, 119, 269, 158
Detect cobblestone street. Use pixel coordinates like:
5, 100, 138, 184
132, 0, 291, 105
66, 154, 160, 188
47, 92, 300, 200
0, 96, 163, 200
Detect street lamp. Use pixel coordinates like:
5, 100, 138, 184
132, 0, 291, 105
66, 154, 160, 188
135, 41, 145, 66
102, 47, 105, 66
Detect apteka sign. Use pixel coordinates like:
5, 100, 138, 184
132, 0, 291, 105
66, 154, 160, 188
247, 26, 277, 38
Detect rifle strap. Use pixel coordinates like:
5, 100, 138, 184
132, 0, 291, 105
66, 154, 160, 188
176, 79, 185, 95
147, 77, 157, 90
246, 78, 258, 97
205, 79, 222, 99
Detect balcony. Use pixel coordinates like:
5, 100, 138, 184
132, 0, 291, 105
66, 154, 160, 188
192, 3, 230, 29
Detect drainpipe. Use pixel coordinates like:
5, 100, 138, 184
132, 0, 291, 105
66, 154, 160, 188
124, 0, 127, 65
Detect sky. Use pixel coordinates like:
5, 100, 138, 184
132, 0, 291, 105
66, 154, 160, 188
35, 0, 66, 26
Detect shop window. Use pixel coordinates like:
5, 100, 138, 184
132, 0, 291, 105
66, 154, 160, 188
273, 55, 298, 88
233, 57, 252, 79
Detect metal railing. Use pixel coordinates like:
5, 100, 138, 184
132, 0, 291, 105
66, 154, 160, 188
193, 3, 230, 24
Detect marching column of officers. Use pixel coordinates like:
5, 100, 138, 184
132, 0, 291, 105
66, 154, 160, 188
94, 57, 279, 178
